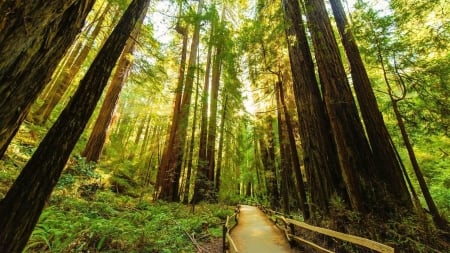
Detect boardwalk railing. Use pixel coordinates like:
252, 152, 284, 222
259, 205, 396, 253
223, 204, 240, 253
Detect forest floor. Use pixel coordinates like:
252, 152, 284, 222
231, 205, 301, 252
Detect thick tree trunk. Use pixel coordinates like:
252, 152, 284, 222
282, 0, 347, 218
31, 3, 112, 125
329, 0, 413, 210
304, 0, 377, 213
0, 0, 150, 251
0, 0, 95, 157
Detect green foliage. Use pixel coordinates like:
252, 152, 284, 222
25, 192, 232, 252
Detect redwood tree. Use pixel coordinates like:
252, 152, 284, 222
0, 0, 95, 157
0, 0, 150, 251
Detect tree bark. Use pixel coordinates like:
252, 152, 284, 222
31, 3, 113, 125
156, 0, 203, 201
304, 0, 376, 213
329, 0, 412, 210
282, 0, 347, 218
82, 29, 139, 162
0, 0, 95, 157
0, 0, 150, 251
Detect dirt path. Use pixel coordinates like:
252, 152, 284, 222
231, 205, 299, 252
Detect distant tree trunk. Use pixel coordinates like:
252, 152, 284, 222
282, 0, 346, 218
304, 0, 377, 213
182, 65, 201, 203
275, 81, 292, 214
156, 0, 203, 202
0, 0, 96, 157
154, 8, 188, 201
82, 31, 138, 162
206, 42, 223, 202
192, 24, 214, 203
384, 59, 448, 229
215, 95, 228, 195
277, 80, 309, 219
329, 0, 413, 210
30, 3, 112, 125
258, 117, 280, 209
0, 0, 150, 251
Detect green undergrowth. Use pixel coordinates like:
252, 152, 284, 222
24, 192, 233, 252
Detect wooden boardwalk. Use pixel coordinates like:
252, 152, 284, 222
231, 205, 300, 253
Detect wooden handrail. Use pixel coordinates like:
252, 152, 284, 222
223, 204, 240, 253
255, 204, 395, 253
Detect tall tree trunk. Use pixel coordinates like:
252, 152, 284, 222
82, 31, 138, 162
206, 41, 223, 202
258, 117, 280, 209
276, 81, 292, 214
0, 0, 96, 157
329, 0, 413, 210
277, 80, 309, 219
304, 0, 377, 213
31, 3, 113, 125
182, 64, 201, 203
192, 24, 214, 203
215, 95, 228, 196
156, 0, 203, 201
154, 6, 189, 201
282, 0, 346, 218
0, 1, 150, 251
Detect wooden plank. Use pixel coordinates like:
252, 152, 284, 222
286, 218, 394, 253
290, 235, 334, 253
226, 233, 239, 253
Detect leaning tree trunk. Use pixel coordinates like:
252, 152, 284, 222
31, 3, 113, 125
304, 0, 378, 214
82, 28, 139, 162
329, 0, 413, 210
0, 1, 150, 251
0, 0, 96, 157
282, 0, 347, 218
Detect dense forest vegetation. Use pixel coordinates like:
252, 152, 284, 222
0, 0, 449, 252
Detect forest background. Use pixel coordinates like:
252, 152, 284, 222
0, 0, 449, 252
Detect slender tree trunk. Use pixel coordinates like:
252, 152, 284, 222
258, 117, 280, 209
154, 8, 189, 201
282, 0, 346, 218
82, 30, 139, 162
0, 1, 150, 251
0, 0, 96, 157
193, 24, 215, 203
329, 0, 413, 210
156, 0, 203, 201
277, 80, 309, 219
206, 41, 223, 202
215, 95, 228, 195
276, 81, 292, 214
182, 65, 201, 203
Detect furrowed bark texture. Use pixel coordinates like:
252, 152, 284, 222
0, 1, 149, 251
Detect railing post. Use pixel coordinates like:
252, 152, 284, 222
222, 224, 227, 253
